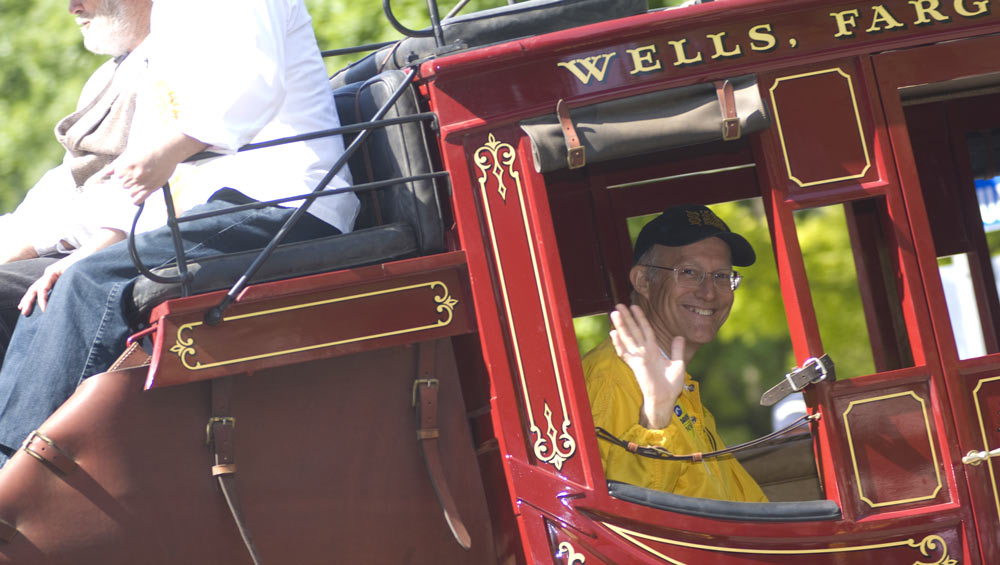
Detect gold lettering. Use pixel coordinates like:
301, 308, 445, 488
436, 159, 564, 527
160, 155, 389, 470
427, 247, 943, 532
625, 45, 663, 75
706, 32, 743, 59
954, 0, 990, 17
748, 24, 778, 52
556, 53, 618, 85
667, 39, 704, 66
866, 5, 907, 32
830, 9, 861, 38
909, 0, 951, 24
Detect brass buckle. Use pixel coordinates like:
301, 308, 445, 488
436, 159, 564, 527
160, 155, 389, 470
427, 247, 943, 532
205, 417, 236, 446
20, 430, 57, 464
412, 378, 439, 407
722, 117, 741, 141
567, 146, 586, 169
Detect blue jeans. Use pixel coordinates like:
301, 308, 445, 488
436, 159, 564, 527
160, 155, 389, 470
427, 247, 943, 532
0, 195, 339, 458
0, 256, 62, 370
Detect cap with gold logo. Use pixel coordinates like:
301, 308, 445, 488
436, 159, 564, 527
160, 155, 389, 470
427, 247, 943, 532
632, 204, 755, 266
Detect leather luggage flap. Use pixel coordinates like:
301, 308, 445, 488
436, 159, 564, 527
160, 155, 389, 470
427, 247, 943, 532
520, 74, 770, 173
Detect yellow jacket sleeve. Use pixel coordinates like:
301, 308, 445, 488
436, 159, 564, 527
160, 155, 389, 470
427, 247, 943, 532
587, 354, 690, 493
584, 338, 769, 502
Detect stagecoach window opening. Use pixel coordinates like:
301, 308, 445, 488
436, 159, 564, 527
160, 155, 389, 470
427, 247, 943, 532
938, 254, 988, 359
572, 196, 827, 504
904, 94, 1000, 360
963, 130, 1000, 358
792, 199, 914, 378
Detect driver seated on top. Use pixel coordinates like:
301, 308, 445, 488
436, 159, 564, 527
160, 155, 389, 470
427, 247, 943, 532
583, 204, 767, 502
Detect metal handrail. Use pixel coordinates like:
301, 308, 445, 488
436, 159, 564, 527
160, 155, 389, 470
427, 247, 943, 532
175, 172, 448, 224
321, 40, 399, 58
126, 67, 442, 322
382, 0, 446, 46
184, 112, 437, 162
203, 66, 421, 324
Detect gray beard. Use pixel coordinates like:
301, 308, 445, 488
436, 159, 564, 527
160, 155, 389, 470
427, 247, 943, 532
81, 5, 136, 57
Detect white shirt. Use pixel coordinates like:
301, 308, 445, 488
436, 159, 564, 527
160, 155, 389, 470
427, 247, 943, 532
125, 0, 357, 233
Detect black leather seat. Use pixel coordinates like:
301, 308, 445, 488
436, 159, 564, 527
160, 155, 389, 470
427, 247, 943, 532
129, 69, 443, 317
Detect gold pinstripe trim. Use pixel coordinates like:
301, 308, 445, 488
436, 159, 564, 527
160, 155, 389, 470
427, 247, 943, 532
603, 522, 955, 563
971, 375, 1000, 523
474, 133, 577, 471
171, 281, 457, 370
769, 68, 872, 188
842, 391, 942, 507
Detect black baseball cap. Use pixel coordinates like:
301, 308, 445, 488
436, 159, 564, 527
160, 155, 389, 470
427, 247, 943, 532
632, 204, 756, 267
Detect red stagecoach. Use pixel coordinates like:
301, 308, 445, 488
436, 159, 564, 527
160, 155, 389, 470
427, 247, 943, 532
1, 0, 1000, 563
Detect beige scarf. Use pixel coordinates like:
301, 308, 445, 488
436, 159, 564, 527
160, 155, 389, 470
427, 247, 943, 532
54, 53, 141, 189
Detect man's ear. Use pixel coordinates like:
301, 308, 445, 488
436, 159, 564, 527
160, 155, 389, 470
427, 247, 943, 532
629, 264, 649, 299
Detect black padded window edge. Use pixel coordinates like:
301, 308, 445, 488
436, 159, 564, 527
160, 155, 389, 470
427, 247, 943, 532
607, 481, 842, 523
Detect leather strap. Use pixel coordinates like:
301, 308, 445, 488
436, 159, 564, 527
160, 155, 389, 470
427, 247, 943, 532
21, 431, 77, 474
760, 355, 834, 407
556, 99, 586, 169
208, 377, 263, 565
108, 340, 152, 371
413, 341, 472, 550
714, 79, 741, 141
0, 518, 16, 543
597, 412, 820, 462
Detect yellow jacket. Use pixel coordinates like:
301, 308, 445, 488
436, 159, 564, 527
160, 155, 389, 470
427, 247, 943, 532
583, 338, 767, 502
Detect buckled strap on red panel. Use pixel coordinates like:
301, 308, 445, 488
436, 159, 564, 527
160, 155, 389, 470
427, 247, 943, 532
208, 377, 262, 565
556, 99, 586, 169
21, 431, 77, 474
0, 518, 17, 543
760, 354, 834, 407
714, 79, 741, 141
414, 341, 472, 551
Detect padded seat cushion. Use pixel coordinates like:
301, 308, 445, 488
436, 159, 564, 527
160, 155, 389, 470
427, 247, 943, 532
130, 223, 417, 316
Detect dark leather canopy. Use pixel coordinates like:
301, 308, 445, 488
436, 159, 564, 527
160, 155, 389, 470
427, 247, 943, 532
521, 74, 770, 173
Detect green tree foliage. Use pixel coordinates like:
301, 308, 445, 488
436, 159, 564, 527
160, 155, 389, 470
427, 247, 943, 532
0, 0, 103, 211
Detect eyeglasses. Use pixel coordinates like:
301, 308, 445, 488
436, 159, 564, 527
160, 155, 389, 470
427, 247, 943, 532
641, 265, 742, 291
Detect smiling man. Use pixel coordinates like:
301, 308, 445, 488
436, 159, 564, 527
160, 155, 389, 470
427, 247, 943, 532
583, 204, 767, 502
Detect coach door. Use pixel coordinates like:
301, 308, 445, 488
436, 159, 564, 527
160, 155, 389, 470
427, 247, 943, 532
874, 35, 1000, 558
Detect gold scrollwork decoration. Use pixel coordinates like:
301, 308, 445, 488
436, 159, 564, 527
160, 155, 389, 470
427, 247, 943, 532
911, 535, 957, 565
533, 402, 577, 471
557, 541, 586, 564
768, 67, 871, 188
169, 330, 198, 369
474, 131, 578, 473
434, 287, 459, 321
170, 281, 457, 371
474, 133, 520, 201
